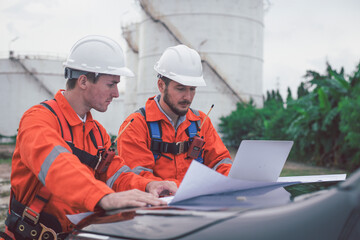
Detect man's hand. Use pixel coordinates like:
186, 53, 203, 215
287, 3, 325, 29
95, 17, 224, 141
146, 181, 178, 197
98, 189, 166, 210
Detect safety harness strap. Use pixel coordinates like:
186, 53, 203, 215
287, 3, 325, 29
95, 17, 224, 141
41, 100, 72, 142
41, 99, 104, 150
5, 187, 61, 240
66, 142, 100, 169
41, 99, 104, 170
150, 138, 191, 155
185, 110, 204, 163
147, 119, 161, 160
24, 187, 51, 225
0, 231, 12, 240
186, 117, 199, 138
91, 121, 105, 150
5, 99, 106, 239
137, 107, 204, 162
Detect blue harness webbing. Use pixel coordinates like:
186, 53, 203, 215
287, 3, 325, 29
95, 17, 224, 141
138, 107, 204, 163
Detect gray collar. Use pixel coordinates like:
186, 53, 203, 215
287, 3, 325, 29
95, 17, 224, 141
154, 95, 186, 130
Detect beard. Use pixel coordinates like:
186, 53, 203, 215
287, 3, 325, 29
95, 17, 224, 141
163, 87, 190, 116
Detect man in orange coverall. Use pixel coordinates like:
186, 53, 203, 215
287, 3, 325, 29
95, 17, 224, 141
4, 35, 177, 240
117, 45, 233, 187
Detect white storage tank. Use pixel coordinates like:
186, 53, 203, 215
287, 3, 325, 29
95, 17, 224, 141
122, 23, 140, 118
0, 55, 64, 137
0, 53, 126, 137
126, 0, 264, 128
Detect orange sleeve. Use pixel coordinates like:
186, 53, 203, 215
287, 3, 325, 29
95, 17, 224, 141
94, 121, 155, 192
104, 155, 155, 192
200, 114, 233, 175
16, 107, 113, 212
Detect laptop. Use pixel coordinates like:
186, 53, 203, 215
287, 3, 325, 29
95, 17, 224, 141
228, 140, 294, 182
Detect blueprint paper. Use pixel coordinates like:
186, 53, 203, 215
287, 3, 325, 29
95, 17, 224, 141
66, 212, 94, 225
170, 161, 296, 204
169, 161, 346, 205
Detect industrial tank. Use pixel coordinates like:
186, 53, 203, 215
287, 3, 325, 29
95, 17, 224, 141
125, 0, 264, 128
122, 23, 140, 118
0, 54, 126, 137
0, 55, 64, 137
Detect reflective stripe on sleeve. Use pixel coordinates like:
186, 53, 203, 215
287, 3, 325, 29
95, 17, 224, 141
38, 145, 70, 185
212, 158, 233, 171
106, 165, 132, 188
132, 166, 154, 175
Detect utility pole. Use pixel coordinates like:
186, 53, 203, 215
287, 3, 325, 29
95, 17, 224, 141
8, 36, 19, 58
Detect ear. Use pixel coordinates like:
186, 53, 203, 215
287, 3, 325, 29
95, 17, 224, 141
158, 78, 165, 93
77, 75, 88, 90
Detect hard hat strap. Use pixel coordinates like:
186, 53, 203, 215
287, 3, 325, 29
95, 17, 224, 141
64, 67, 89, 79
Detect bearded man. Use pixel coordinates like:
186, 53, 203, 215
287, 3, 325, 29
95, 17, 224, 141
117, 45, 232, 186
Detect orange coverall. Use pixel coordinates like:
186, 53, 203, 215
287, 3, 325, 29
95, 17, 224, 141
117, 96, 233, 186
9, 90, 152, 233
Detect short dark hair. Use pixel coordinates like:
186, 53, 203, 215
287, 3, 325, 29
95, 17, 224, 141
66, 72, 99, 90
158, 74, 172, 86
66, 78, 77, 90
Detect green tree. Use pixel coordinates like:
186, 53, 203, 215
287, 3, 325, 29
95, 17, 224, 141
219, 61, 360, 171
219, 100, 264, 148
287, 64, 354, 167
338, 63, 360, 170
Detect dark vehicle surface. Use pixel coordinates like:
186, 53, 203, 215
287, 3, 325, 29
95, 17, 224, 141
67, 169, 360, 240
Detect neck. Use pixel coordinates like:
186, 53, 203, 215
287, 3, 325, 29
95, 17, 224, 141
63, 89, 88, 118
159, 96, 179, 125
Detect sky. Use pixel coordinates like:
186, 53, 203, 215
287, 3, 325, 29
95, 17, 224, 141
1, 0, 360, 98
263, 0, 360, 97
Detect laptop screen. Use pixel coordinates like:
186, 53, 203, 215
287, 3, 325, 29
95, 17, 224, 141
228, 140, 293, 182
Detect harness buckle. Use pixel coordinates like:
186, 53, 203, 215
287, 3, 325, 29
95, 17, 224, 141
95, 148, 115, 176
22, 207, 40, 225
39, 223, 57, 240
95, 149, 105, 171
176, 141, 185, 154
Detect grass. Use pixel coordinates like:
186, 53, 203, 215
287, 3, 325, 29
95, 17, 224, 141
280, 167, 346, 177
0, 158, 11, 164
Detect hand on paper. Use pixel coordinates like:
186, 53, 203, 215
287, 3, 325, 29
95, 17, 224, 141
146, 180, 178, 197
98, 189, 167, 210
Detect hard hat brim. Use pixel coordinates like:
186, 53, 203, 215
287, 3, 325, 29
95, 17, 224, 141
154, 66, 206, 87
107, 67, 135, 77
169, 74, 206, 87
63, 64, 135, 77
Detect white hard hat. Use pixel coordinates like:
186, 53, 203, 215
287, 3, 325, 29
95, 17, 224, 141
63, 35, 134, 77
154, 44, 206, 86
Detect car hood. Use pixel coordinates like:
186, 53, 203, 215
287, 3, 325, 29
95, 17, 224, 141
71, 181, 339, 240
